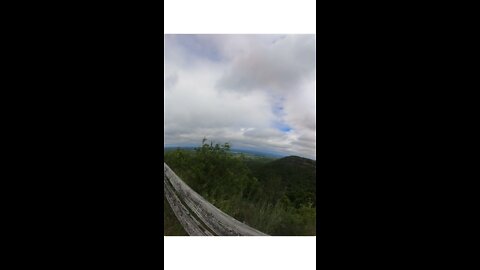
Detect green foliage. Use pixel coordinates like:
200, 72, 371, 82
164, 139, 316, 236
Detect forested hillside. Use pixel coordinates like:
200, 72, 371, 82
164, 140, 316, 236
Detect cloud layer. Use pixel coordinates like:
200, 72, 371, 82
165, 35, 316, 159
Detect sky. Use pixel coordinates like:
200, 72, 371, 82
164, 34, 316, 160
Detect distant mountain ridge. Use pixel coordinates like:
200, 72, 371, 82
270, 155, 316, 169
252, 155, 316, 208
164, 146, 287, 158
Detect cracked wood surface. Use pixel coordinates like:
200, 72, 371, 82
164, 162, 268, 236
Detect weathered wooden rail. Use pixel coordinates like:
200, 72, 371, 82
164, 162, 268, 236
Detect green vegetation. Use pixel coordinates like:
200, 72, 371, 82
164, 139, 316, 236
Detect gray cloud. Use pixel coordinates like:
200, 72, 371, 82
216, 35, 315, 95
165, 73, 178, 91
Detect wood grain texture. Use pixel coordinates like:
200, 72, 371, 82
164, 162, 268, 236
164, 176, 213, 236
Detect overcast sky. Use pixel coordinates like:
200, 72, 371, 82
164, 34, 316, 159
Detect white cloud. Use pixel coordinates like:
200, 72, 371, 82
164, 34, 316, 159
